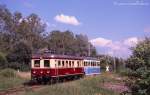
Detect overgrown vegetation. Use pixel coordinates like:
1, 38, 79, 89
0, 68, 26, 90
24, 74, 120, 95
97, 55, 125, 73
0, 5, 97, 71
126, 37, 150, 95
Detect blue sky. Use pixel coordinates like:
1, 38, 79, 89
0, 0, 150, 58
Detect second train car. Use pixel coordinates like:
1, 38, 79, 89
83, 57, 101, 75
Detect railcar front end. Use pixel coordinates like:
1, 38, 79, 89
31, 54, 84, 83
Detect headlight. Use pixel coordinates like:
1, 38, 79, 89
47, 71, 50, 73
33, 71, 36, 74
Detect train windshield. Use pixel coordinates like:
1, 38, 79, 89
34, 60, 40, 67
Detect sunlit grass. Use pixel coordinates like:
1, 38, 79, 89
0, 68, 26, 90
24, 73, 120, 95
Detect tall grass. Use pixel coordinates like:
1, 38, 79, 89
25, 74, 120, 95
0, 68, 26, 90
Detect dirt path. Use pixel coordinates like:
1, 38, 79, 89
102, 82, 129, 93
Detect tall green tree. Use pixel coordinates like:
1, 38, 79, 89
126, 37, 150, 95
0, 5, 46, 70
46, 30, 97, 56
0, 5, 98, 70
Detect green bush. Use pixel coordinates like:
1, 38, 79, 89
0, 68, 16, 78
126, 37, 150, 95
0, 68, 27, 90
7, 62, 30, 71
0, 52, 8, 69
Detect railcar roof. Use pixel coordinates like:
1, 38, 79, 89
83, 57, 98, 61
32, 53, 83, 60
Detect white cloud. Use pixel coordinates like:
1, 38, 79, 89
90, 37, 112, 47
54, 14, 80, 26
90, 37, 139, 58
107, 41, 122, 50
124, 37, 138, 47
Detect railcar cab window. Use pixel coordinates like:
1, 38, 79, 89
44, 60, 50, 67
34, 60, 40, 67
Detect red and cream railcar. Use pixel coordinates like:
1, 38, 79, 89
31, 53, 84, 83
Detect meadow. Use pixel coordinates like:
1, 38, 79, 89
24, 74, 122, 95
0, 69, 124, 95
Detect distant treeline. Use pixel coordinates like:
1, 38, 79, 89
0, 5, 97, 70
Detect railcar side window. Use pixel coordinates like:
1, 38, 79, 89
72, 61, 74, 67
58, 60, 61, 67
66, 61, 68, 67
62, 61, 64, 67
84, 62, 86, 66
69, 61, 72, 67
88, 62, 90, 66
77, 61, 79, 67
86, 62, 88, 66
34, 60, 40, 67
44, 60, 50, 67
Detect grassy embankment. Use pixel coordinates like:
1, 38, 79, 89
0, 68, 28, 90
0, 69, 123, 95
24, 73, 121, 95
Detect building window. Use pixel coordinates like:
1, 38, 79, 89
34, 60, 40, 67
44, 60, 50, 67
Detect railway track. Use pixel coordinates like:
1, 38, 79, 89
0, 85, 42, 95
